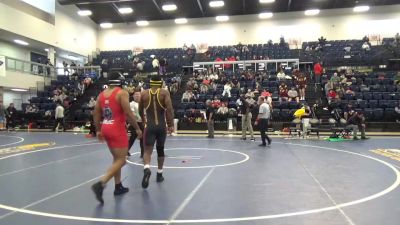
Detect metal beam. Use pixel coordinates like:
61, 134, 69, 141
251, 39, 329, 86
151, 0, 164, 15
111, 3, 127, 24
287, 0, 292, 11
196, 0, 205, 16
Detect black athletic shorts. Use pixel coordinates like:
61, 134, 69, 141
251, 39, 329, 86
144, 125, 166, 147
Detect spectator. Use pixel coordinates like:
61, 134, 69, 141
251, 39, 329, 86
330, 72, 341, 87
222, 82, 232, 98
245, 89, 254, 98
88, 97, 96, 108
395, 102, 400, 123
170, 82, 179, 95
296, 72, 307, 100
53, 101, 65, 132
211, 96, 221, 108
217, 103, 229, 115
183, 43, 188, 52
152, 57, 159, 72
324, 81, 334, 96
206, 100, 214, 138
362, 42, 371, 51
182, 89, 194, 102
313, 61, 323, 84
395, 33, 400, 46
279, 82, 289, 102
277, 69, 286, 80
318, 36, 327, 46
288, 87, 299, 103
327, 89, 338, 103
25, 104, 33, 113
394, 72, 400, 85
345, 87, 355, 96
231, 76, 240, 88
200, 83, 209, 94
239, 95, 255, 141
63, 61, 69, 75
345, 110, 368, 140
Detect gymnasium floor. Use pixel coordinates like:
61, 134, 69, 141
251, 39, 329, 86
0, 132, 399, 225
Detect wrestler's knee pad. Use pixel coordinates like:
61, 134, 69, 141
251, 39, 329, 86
156, 146, 165, 157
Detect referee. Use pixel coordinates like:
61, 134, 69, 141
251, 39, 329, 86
255, 96, 271, 147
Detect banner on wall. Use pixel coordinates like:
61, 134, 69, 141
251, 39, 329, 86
0, 55, 5, 77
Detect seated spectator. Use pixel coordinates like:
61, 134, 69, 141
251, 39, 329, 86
87, 97, 96, 108
59, 92, 67, 102
222, 82, 232, 98
394, 72, 400, 85
182, 89, 194, 102
261, 89, 271, 98
217, 103, 229, 115
212, 97, 222, 108
395, 102, 400, 123
279, 83, 289, 102
277, 69, 286, 80
324, 81, 334, 96
345, 87, 355, 96
200, 84, 209, 94
202, 77, 211, 85
231, 76, 240, 88
288, 87, 299, 103
327, 89, 338, 103
84, 77, 92, 88
378, 73, 385, 80
330, 72, 341, 86
25, 104, 33, 113
245, 89, 254, 98
170, 82, 179, 95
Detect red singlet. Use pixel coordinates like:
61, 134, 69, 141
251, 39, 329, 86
99, 87, 128, 149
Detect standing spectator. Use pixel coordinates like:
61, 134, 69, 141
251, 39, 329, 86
313, 61, 323, 84
222, 81, 232, 98
152, 56, 159, 72
206, 100, 214, 139
63, 61, 70, 75
255, 96, 271, 147
159, 58, 167, 75
5, 103, 17, 131
395, 102, 400, 123
53, 101, 66, 132
240, 95, 255, 141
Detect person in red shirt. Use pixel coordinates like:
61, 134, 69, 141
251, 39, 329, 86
313, 61, 323, 84
296, 72, 307, 100
91, 72, 142, 204
327, 89, 338, 103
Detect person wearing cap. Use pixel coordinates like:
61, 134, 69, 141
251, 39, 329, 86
91, 72, 142, 204
139, 75, 174, 189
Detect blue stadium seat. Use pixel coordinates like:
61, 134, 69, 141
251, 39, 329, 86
363, 92, 372, 100
364, 108, 374, 120
373, 108, 384, 120
368, 100, 378, 108
382, 92, 392, 100
358, 100, 367, 108
272, 109, 280, 120
379, 100, 388, 108
372, 92, 382, 100
384, 108, 395, 120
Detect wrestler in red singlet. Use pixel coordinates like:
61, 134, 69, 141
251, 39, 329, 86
91, 72, 142, 204
99, 87, 128, 149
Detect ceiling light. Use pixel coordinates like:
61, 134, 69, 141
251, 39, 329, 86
259, 12, 273, 19
175, 18, 188, 24
136, 20, 149, 26
11, 88, 28, 92
305, 9, 320, 16
162, 4, 177, 11
209, 1, 224, 8
14, 39, 29, 46
77, 10, 92, 16
259, 0, 275, 3
353, 5, 370, 12
216, 15, 229, 22
118, 7, 133, 14
100, 23, 113, 28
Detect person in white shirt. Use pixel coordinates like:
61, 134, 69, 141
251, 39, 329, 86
277, 69, 286, 80
152, 57, 159, 71
88, 97, 96, 108
362, 42, 370, 51
128, 89, 144, 157
53, 101, 65, 132
255, 96, 271, 147
222, 82, 232, 98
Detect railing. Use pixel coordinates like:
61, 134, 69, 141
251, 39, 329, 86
5, 56, 102, 80
5, 56, 56, 77
193, 58, 300, 73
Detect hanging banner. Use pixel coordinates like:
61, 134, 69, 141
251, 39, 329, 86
0, 55, 5, 77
